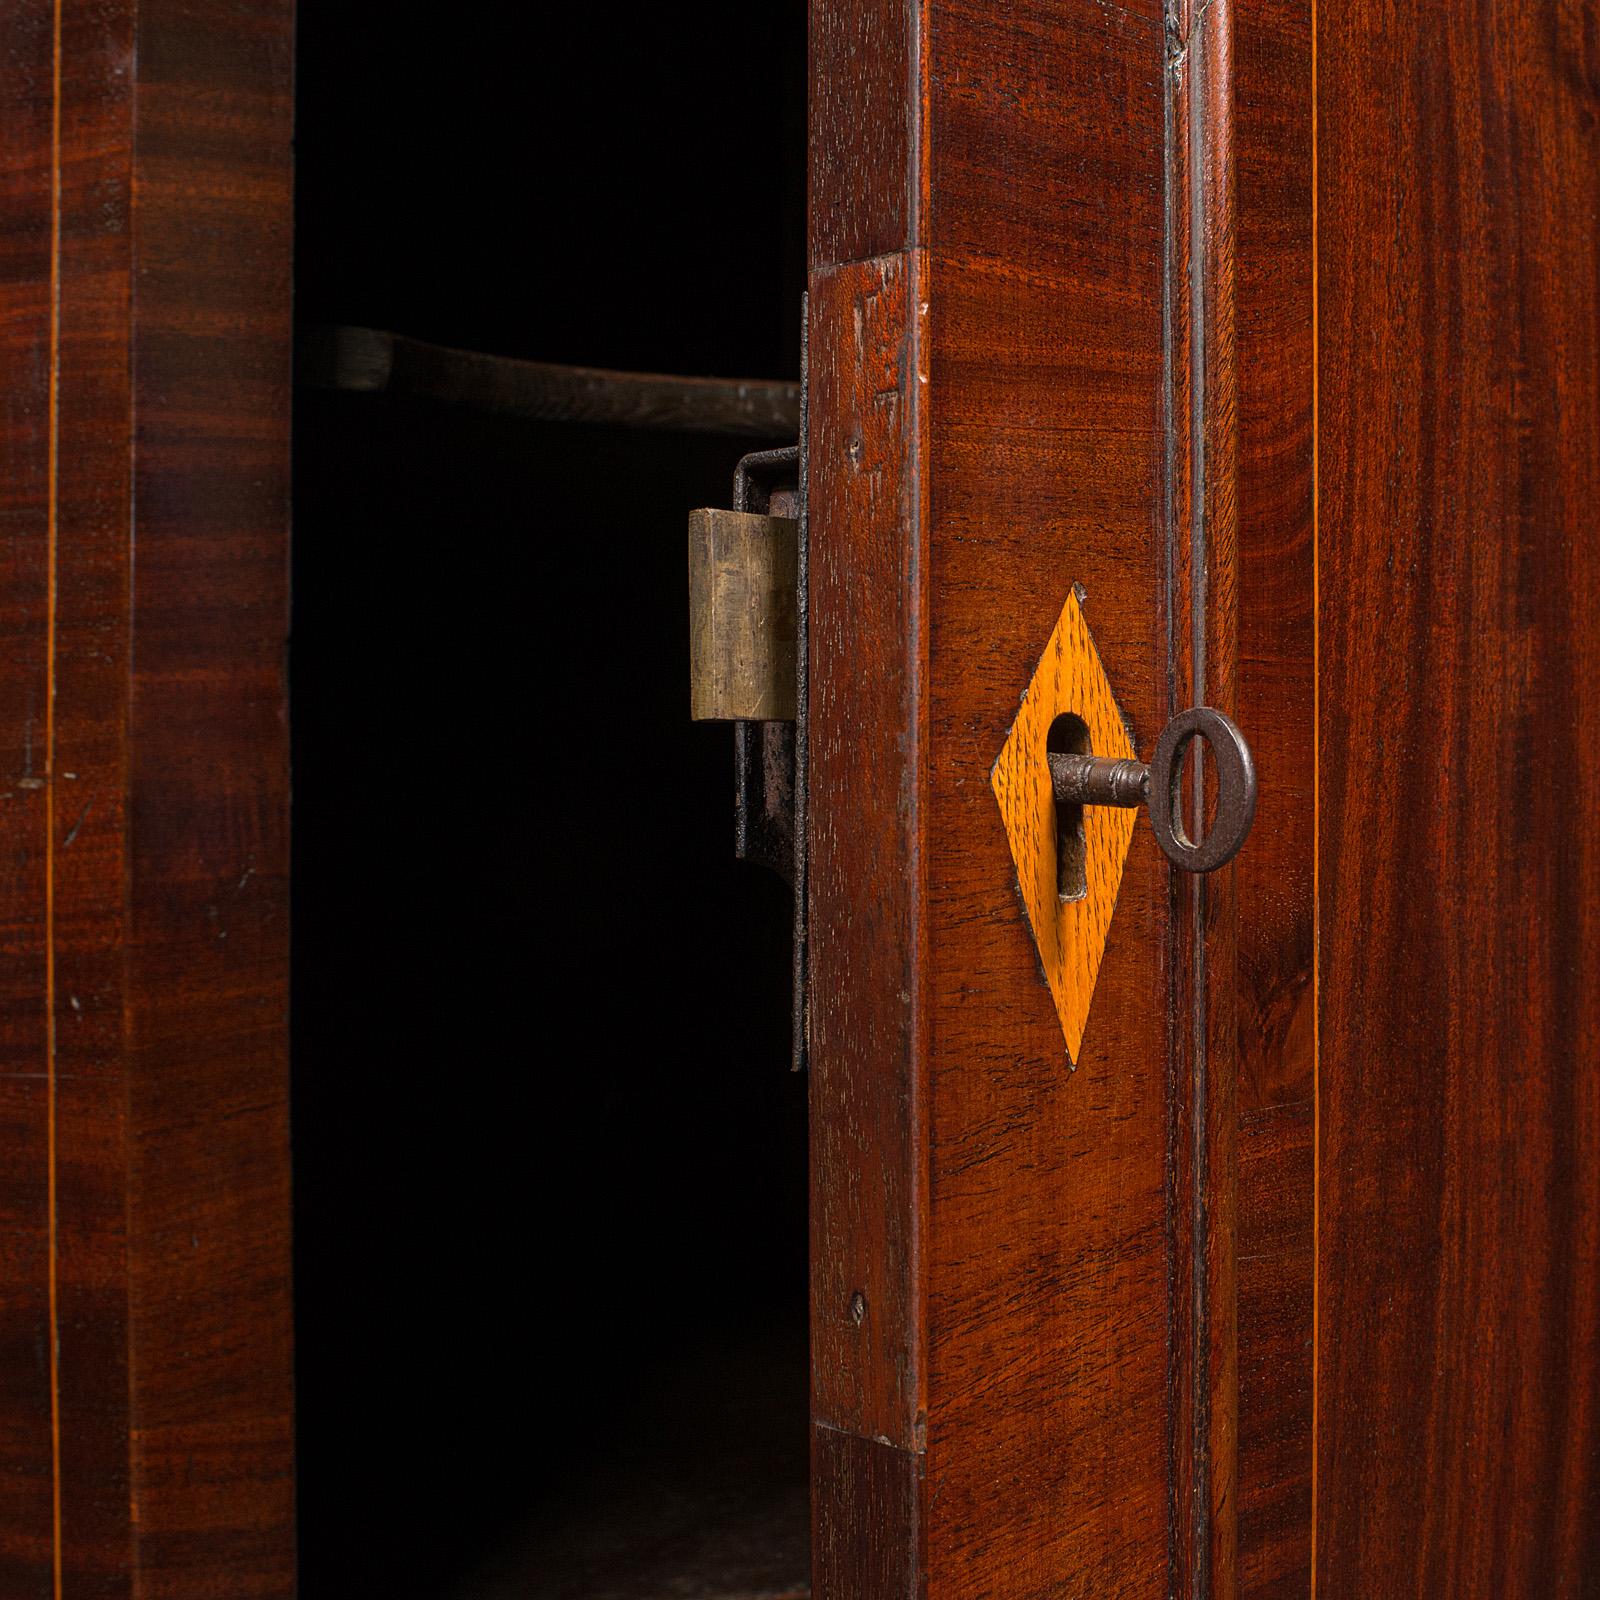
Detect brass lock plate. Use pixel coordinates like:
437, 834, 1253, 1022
687, 508, 798, 723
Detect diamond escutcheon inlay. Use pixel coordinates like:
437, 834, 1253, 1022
991, 590, 1138, 1068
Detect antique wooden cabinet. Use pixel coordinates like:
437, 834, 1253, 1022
1, 0, 1596, 1596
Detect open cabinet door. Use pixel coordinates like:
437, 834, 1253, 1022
0, 3, 294, 1594
804, 2, 1599, 1597
806, 3, 1246, 1590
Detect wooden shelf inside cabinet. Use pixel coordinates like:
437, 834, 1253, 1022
298, 325, 801, 440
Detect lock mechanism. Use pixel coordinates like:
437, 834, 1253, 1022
687, 455, 800, 723
1049, 704, 1257, 874
689, 438, 1260, 1076
687, 444, 803, 885
688, 438, 809, 1073
992, 590, 1257, 1067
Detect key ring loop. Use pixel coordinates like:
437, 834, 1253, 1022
1146, 706, 1257, 873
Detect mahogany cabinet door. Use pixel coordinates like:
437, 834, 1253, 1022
0, 2, 294, 1595
804, 2, 1600, 1597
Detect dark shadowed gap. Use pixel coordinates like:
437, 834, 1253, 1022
291, 7, 809, 1595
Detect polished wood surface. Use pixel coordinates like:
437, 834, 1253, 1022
808, 247, 926, 1472
809, 0, 1598, 1594
1165, 6, 1242, 1591
0, 0, 1588, 1592
1316, 2, 1600, 1591
808, 2, 1187, 1595
1233, 0, 1316, 1593
0, 1, 293, 1593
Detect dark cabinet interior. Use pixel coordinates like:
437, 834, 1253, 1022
290, 8, 808, 1593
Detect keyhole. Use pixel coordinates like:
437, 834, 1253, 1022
1047, 713, 1091, 902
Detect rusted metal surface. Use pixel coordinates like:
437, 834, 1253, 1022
734, 444, 802, 511
1148, 706, 1257, 872
791, 308, 810, 1073
1047, 706, 1257, 873
734, 722, 798, 884
722, 457, 804, 890
720, 435, 809, 1066
1048, 752, 1152, 808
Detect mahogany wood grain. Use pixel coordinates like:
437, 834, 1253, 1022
0, 1, 293, 1593
808, 0, 918, 273
0, 5, 63, 1588
811, 1427, 921, 1600
1233, 0, 1315, 1593
1234, 1103, 1312, 1600
1164, 5, 1242, 1593
811, 0, 1600, 1594
808, 1, 1213, 1595
808, 248, 926, 1462
46, 9, 139, 1594
1316, 2, 1600, 1591
926, 146, 1172, 1593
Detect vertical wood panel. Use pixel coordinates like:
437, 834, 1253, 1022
1233, 0, 1315, 1593
1317, 1, 1600, 1590
1164, 5, 1243, 1592
808, 249, 927, 1456
922, 0, 1175, 1576
53, 2, 137, 1592
0, 2, 293, 1593
127, 5, 294, 1591
0, 3, 61, 1591
811, 1426, 923, 1600
808, 0, 919, 272
809, 0, 1222, 1593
